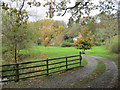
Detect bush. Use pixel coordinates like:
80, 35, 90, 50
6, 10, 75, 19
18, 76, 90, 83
67, 38, 74, 43
61, 42, 74, 47
109, 35, 120, 54
93, 42, 101, 46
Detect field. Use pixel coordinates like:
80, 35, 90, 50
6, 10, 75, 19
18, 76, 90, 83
86, 46, 117, 58
2, 45, 118, 83
20, 45, 117, 61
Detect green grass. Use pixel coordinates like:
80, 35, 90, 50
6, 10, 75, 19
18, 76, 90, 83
20, 45, 81, 59
72, 58, 106, 88
112, 54, 120, 77
20, 45, 117, 60
86, 46, 117, 58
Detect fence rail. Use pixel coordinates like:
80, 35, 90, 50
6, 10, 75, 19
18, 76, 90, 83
0, 52, 82, 83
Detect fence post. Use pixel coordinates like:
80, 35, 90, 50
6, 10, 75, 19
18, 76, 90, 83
46, 58, 49, 76
66, 57, 68, 70
15, 64, 19, 82
79, 51, 82, 66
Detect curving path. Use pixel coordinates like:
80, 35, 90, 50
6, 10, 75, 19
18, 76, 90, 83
80, 56, 118, 88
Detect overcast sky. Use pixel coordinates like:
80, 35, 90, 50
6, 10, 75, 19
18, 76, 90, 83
1, 0, 119, 23
26, 0, 101, 23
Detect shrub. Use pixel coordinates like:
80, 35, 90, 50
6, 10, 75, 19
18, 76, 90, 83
109, 35, 119, 54
61, 42, 74, 47
67, 38, 74, 43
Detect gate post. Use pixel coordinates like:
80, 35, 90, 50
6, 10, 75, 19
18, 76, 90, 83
66, 57, 68, 70
79, 51, 82, 66
15, 64, 19, 82
46, 58, 49, 76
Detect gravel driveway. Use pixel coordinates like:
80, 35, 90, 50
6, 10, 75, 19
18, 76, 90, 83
80, 56, 118, 88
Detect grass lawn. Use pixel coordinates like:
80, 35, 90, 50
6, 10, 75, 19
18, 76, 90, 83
86, 46, 118, 58
20, 45, 81, 59
20, 45, 117, 60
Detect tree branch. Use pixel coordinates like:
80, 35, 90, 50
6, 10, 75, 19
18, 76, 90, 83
19, 0, 25, 15
62, 2, 89, 16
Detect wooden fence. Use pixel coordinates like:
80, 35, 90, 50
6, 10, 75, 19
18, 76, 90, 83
0, 52, 82, 83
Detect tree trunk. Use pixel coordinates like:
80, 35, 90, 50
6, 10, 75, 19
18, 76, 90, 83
15, 44, 17, 64
14, 34, 19, 82
14, 43, 18, 82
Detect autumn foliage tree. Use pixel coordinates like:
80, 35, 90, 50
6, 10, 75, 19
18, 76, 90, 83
41, 37, 49, 47
74, 27, 94, 52
27, 19, 65, 46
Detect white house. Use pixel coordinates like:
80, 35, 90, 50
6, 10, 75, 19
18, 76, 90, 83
73, 34, 82, 41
